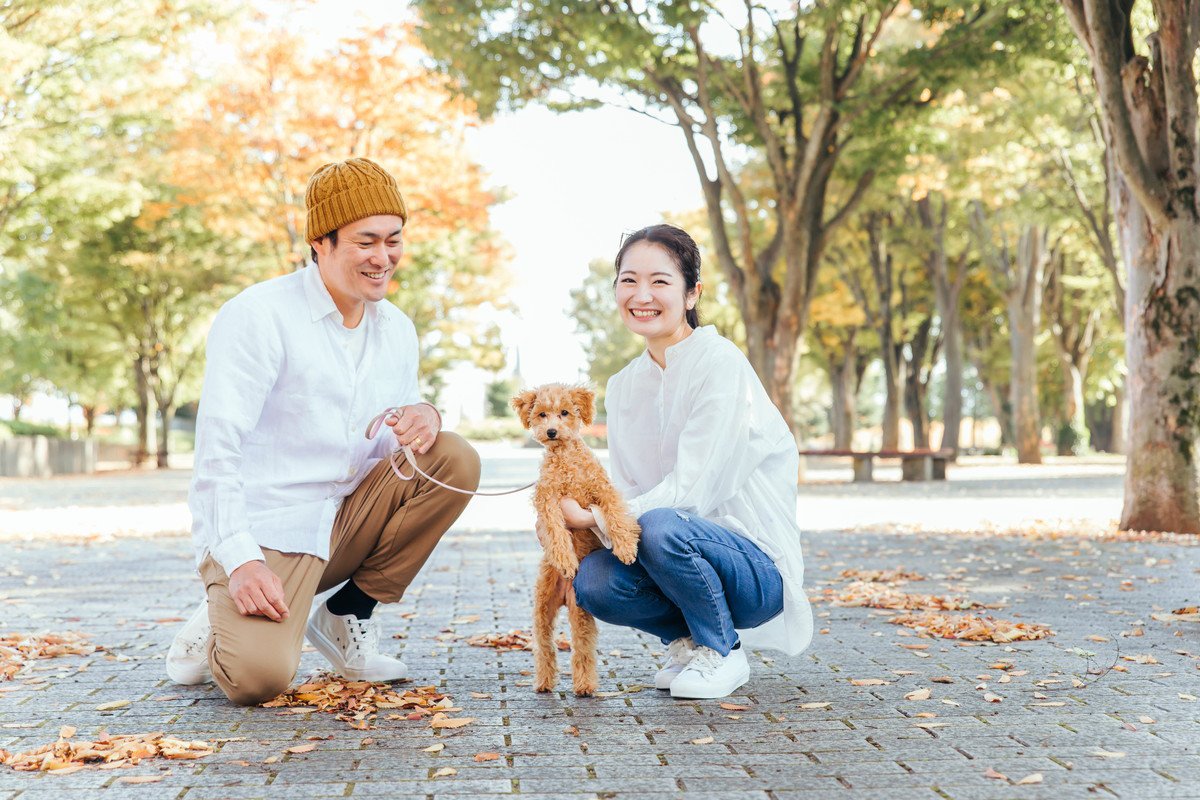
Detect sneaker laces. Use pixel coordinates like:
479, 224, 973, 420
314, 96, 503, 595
684, 646, 725, 677
178, 627, 209, 657
665, 637, 695, 668
343, 616, 380, 661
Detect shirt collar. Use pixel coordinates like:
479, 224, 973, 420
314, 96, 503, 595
638, 325, 716, 372
301, 263, 385, 326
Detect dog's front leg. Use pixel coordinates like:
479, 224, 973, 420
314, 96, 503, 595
566, 584, 598, 696
532, 562, 562, 692
535, 491, 581, 579
598, 503, 641, 566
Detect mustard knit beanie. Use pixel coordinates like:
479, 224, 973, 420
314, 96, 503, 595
304, 158, 408, 242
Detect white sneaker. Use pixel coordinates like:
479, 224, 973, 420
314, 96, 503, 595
166, 598, 213, 685
305, 602, 407, 682
669, 645, 750, 699
655, 636, 695, 690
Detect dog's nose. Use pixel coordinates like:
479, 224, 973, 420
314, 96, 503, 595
547, 429, 557, 439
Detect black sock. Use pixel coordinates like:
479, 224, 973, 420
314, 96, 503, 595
732, 641, 742, 651
326, 579, 378, 620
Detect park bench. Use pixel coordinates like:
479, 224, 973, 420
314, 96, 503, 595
798, 448, 953, 483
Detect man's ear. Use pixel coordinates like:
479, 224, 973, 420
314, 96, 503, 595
511, 390, 538, 429
571, 386, 596, 426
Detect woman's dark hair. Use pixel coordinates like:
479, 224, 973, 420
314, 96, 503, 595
309, 229, 339, 265
614, 224, 702, 329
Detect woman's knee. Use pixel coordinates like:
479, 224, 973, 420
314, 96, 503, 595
572, 551, 614, 614
636, 508, 693, 561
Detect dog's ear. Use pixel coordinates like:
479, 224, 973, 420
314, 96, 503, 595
571, 385, 595, 426
511, 389, 538, 429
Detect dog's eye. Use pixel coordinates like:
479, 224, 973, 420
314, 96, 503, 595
560, 410, 570, 417
538, 412, 547, 418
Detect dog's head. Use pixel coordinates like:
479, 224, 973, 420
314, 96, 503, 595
511, 383, 595, 446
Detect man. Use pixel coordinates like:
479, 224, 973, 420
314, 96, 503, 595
166, 158, 480, 705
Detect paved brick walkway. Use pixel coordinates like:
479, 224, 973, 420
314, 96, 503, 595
1, 458, 1199, 798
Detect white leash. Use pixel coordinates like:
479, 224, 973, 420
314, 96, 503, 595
364, 407, 536, 497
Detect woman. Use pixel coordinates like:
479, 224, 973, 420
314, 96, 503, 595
562, 223, 813, 700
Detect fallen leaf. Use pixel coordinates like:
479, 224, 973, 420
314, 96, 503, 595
430, 716, 474, 730
1093, 749, 1126, 759
799, 702, 831, 709
904, 688, 931, 701
690, 736, 714, 745
285, 744, 316, 754
931, 676, 955, 684
983, 767, 1009, 781
422, 743, 445, 752
469, 692, 491, 699
473, 752, 500, 762
58, 725, 76, 739
433, 767, 457, 777
1139, 716, 1156, 724
849, 679, 890, 686
117, 776, 165, 784
914, 721, 948, 728
719, 702, 750, 711
95, 700, 130, 711
563, 725, 579, 736
1015, 773, 1043, 785
983, 692, 1003, 703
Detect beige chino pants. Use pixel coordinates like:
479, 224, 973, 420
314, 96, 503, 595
199, 433, 480, 706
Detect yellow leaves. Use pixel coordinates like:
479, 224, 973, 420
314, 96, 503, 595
798, 702, 831, 710
1015, 773, 1044, 785
284, 744, 316, 754
904, 688, 931, 701
888, 613, 1054, 643
818, 582, 984, 613
718, 703, 750, 711
262, 676, 461, 729
95, 700, 130, 711
0, 632, 100, 681
422, 743, 445, 753
432, 767, 457, 777
429, 714, 474, 730
0, 730, 212, 773
466, 630, 570, 652
473, 752, 500, 762
690, 736, 715, 745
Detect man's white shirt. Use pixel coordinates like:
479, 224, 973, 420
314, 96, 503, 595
188, 264, 419, 576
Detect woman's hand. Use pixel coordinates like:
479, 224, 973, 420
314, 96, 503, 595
559, 497, 597, 529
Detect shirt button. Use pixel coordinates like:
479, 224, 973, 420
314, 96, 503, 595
348, 467, 357, 478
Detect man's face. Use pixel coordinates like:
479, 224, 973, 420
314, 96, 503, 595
312, 214, 405, 322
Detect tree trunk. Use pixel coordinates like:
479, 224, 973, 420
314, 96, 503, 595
917, 195, 966, 456
133, 354, 150, 466
881, 345, 903, 451
941, 324, 964, 453
1059, 0, 1200, 532
828, 347, 857, 450
1008, 309, 1042, 464
82, 405, 97, 437
157, 403, 173, 469
904, 318, 933, 449
1057, 359, 1088, 455
1119, 213, 1200, 532
1110, 380, 1126, 454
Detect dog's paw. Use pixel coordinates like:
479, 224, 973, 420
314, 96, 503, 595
534, 679, 556, 693
551, 556, 579, 581
613, 542, 638, 566
572, 680, 597, 697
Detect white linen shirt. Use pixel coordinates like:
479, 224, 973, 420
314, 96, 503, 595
605, 326, 814, 655
188, 264, 420, 576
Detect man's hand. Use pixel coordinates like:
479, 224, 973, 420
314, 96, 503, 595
559, 497, 597, 529
228, 561, 289, 622
386, 403, 440, 455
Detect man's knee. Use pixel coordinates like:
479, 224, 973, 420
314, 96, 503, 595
215, 658, 294, 707
431, 431, 481, 489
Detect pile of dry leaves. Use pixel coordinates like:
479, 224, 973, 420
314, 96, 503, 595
817, 582, 985, 612
466, 630, 570, 651
0, 632, 99, 681
0, 727, 211, 774
262, 676, 470, 730
890, 613, 1055, 643
838, 568, 925, 583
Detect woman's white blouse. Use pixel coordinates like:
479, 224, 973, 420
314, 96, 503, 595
605, 326, 814, 655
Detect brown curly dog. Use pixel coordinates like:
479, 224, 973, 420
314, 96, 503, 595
511, 383, 641, 696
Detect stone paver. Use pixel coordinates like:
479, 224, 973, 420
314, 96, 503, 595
1, 456, 1198, 798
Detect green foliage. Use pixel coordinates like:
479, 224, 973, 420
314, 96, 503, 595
485, 377, 518, 418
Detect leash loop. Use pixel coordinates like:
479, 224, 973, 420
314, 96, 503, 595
364, 407, 536, 497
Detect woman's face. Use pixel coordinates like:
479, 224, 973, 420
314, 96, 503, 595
615, 241, 699, 341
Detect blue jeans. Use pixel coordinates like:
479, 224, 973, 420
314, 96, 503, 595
572, 507, 784, 656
